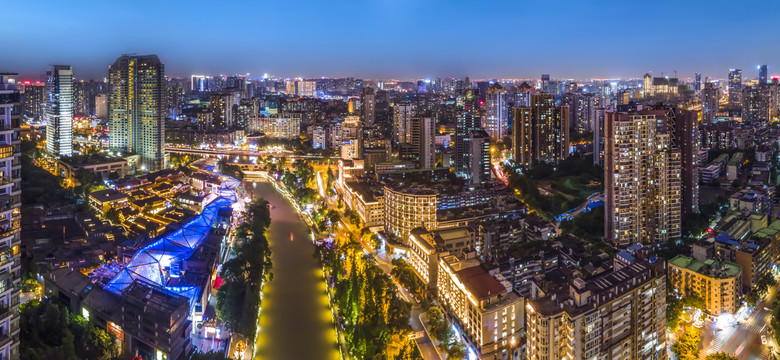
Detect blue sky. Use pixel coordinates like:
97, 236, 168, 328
4, 0, 779, 80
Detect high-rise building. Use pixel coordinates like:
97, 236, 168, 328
728, 69, 743, 106
484, 83, 508, 139
604, 112, 681, 246
467, 130, 491, 184
108, 55, 166, 171
564, 92, 599, 132
643, 73, 652, 98
0, 73, 22, 360
361, 87, 376, 127
191, 75, 209, 92
22, 82, 46, 123
95, 94, 108, 119
455, 89, 482, 177
759, 64, 768, 84
540, 74, 551, 93
410, 117, 435, 169
695, 72, 702, 92
297, 80, 316, 97
742, 83, 778, 123
526, 262, 666, 360
701, 82, 719, 124
392, 102, 412, 145
512, 93, 569, 168
45, 65, 74, 157
210, 91, 237, 129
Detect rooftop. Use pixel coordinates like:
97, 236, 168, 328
668, 255, 741, 278
90, 189, 128, 203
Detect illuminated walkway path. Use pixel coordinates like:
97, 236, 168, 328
252, 181, 340, 360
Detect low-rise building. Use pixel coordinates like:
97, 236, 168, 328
437, 255, 524, 360
668, 255, 742, 315
89, 189, 129, 214
407, 227, 473, 292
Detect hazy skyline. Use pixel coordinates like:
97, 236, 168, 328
4, 0, 780, 81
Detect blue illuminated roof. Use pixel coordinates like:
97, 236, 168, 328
104, 177, 242, 302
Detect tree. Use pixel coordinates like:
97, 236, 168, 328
104, 207, 120, 224
672, 325, 700, 360
705, 352, 738, 360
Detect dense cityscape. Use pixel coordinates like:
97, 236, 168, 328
6, 2, 780, 360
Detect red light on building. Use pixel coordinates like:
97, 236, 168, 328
706, 228, 713, 234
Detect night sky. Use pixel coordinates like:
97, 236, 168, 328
4, 0, 779, 80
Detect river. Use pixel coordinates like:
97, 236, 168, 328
251, 180, 341, 360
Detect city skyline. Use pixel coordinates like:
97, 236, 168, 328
5, 1, 780, 80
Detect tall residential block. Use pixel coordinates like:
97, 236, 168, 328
393, 102, 412, 145
45, 65, 74, 157
0, 73, 22, 360
759, 64, 768, 85
22, 82, 45, 123
455, 89, 482, 178
410, 116, 435, 169
604, 112, 681, 246
700, 82, 719, 124
512, 93, 569, 168
526, 262, 666, 360
467, 130, 491, 184
484, 83, 508, 139
108, 55, 166, 171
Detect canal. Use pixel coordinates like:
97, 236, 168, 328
251, 180, 341, 360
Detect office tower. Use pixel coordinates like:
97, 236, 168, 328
541, 74, 550, 93
643, 73, 652, 98
455, 89, 482, 177
695, 72, 702, 92
701, 82, 719, 124
0, 73, 22, 360
728, 69, 743, 105
526, 262, 666, 360
604, 112, 681, 246
22, 82, 45, 123
95, 94, 108, 119
393, 102, 412, 144
467, 130, 491, 184
45, 65, 74, 157
759, 64, 768, 84
410, 117, 435, 169
210, 91, 236, 129
109, 55, 166, 171
361, 87, 375, 127
484, 83, 508, 139
512, 93, 569, 168
191, 75, 208, 92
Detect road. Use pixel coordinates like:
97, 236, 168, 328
251, 180, 341, 360
700, 286, 777, 359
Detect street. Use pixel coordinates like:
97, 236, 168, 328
700, 286, 777, 359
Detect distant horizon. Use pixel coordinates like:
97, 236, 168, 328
5, 1, 780, 82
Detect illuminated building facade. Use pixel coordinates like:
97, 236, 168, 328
0, 73, 21, 360
455, 89, 481, 178
512, 93, 569, 168
668, 255, 741, 315
701, 82, 719, 124
22, 82, 45, 123
210, 91, 237, 130
254, 113, 301, 139
485, 83, 508, 139
728, 69, 742, 105
437, 255, 524, 360
45, 65, 74, 157
604, 112, 681, 246
407, 227, 473, 292
384, 185, 438, 240
393, 102, 412, 144
467, 129, 491, 184
108, 55, 166, 171
526, 262, 666, 360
